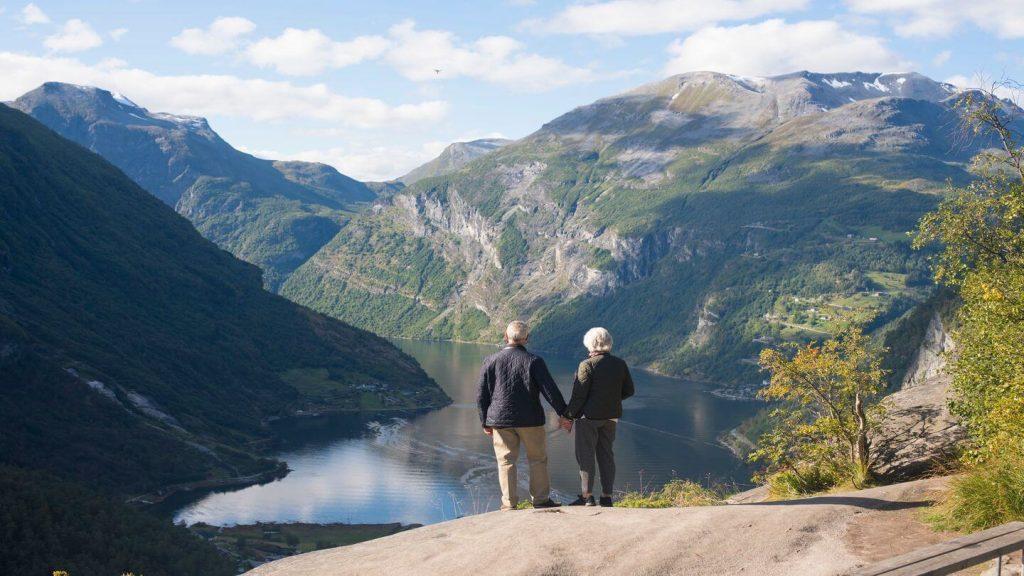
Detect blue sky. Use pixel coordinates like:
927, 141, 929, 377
2, 0, 1023, 180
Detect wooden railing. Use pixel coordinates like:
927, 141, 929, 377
849, 521, 1024, 575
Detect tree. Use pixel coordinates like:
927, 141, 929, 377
751, 329, 886, 492
913, 87, 1024, 531
914, 88, 1024, 458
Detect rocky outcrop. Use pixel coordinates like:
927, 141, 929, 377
874, 374, 963, 481
247, 477, 954, 576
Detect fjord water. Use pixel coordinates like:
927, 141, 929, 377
174, 340, 760, 526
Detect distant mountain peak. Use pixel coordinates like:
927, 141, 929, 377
635, 70, 958, 104
399, 137, 512, 185
17, 81, 211, 132
545, 70, 967, 137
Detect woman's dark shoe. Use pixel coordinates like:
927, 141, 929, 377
569, 495, 595, 506
533, 499, 561, 509
599, 496, 613, 507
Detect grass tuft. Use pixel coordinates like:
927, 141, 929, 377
927, 443, 1024, 532
615, 479, 722, 508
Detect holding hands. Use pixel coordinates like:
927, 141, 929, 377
559, 416, 574, 433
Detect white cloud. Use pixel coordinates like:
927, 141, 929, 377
110, 27, 128, 41
0, 52, 447, 128
847, 0, 1024, 39
245, 28, 389, 75
663, 19, 905, 77
20, 3, 49, 25
44, 19, 103, 53
239, 20, 593, 90
384, 20, 593, 90
525, 0, 807, 36
170, 16, 255, 55
932, 50, 951, 66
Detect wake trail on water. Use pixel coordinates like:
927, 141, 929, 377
616, 419, 726, 449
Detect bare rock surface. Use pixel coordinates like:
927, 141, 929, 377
247, 477, 953, 576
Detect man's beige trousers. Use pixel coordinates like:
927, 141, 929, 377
491, 426, 550, 509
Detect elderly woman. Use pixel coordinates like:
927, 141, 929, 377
565, 327, 635, 507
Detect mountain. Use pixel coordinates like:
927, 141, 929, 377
281, 71, 1009, 392
399, 138, 512, 185
10, 82, 375, 289
0, 103, 447, 497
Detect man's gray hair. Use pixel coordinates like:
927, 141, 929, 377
505, 320, 530, 344
583, 327, 613, 353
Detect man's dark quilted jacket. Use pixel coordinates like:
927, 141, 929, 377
476, 345, 568, 428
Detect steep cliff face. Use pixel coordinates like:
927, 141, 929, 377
901, 312, 956, 389
282, 71, 1008, 389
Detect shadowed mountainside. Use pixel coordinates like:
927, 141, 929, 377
11, 82, 375, 288
0, 103, 447, 496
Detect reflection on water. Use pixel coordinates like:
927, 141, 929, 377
173, 340, 761, 526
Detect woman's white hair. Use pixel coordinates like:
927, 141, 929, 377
583, 327, 613, 353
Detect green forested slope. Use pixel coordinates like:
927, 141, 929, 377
0, 466, 235, 576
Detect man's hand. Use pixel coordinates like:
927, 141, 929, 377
559, 417, 573, 433
483, 426, 493, 436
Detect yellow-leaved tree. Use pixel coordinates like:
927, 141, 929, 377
751, 329, 886, 496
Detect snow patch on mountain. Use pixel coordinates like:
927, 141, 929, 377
111, 91, 139, 108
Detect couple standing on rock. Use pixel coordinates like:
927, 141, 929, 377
476, 321, 635, 510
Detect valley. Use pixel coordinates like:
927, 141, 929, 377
1, 67, 1007, 575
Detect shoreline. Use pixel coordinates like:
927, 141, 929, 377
142, 403, 449, 516
128, 461, 290, 508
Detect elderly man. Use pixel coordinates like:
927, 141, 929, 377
565, 327, 634, 507
477, 320, 572, 510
